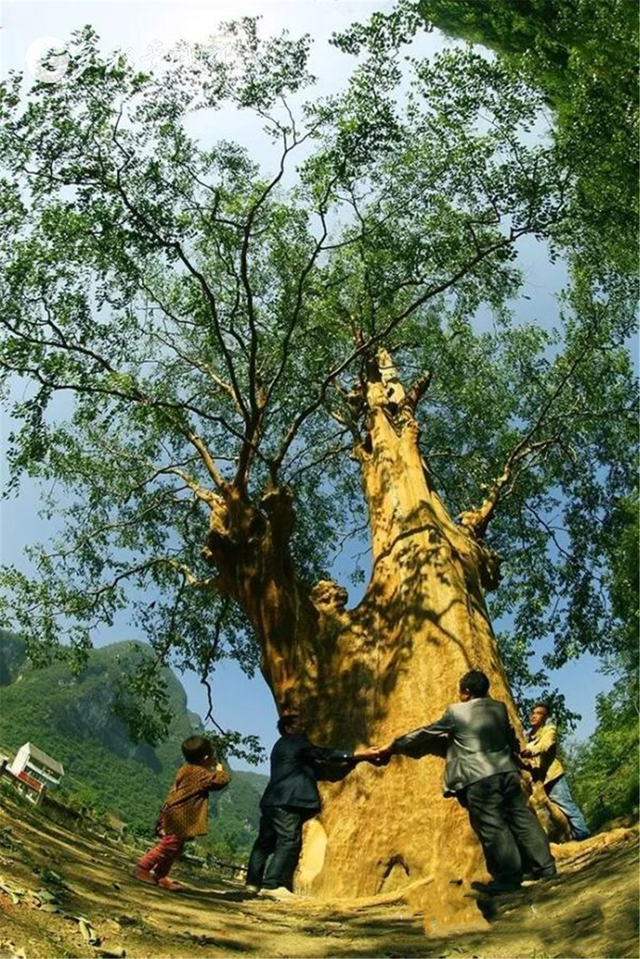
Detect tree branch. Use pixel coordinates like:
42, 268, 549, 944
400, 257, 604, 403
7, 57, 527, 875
459, 436, 559, 540
110, 162, 250, 422
458, 315, 612, 539
405, 370, 433, 411
273, 228, 529, 470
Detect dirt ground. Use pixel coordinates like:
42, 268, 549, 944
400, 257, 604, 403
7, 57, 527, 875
0, 792, 637, 959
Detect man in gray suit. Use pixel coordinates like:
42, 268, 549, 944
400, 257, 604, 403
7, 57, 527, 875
377, 669, 556, 894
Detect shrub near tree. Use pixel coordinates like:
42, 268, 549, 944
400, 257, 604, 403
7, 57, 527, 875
0, 18, 636, 906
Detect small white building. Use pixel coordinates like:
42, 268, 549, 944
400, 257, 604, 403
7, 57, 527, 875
9, 742, 64, 790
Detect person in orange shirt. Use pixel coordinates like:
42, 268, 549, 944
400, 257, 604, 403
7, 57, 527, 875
135, 735, 231, 890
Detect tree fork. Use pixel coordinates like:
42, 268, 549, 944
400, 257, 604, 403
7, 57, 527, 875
201, 482, 325, 704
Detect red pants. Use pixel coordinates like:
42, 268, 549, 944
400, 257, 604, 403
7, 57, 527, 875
137, 835, 184, 879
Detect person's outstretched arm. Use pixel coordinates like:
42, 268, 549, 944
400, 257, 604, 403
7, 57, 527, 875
302, 742, 381, 765
201, 763, 232, 791
352, 746, 384, 764
376, 710, 454, 759
521, 725, 556, 758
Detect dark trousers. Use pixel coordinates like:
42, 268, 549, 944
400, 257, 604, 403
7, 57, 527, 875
463, 771, 555, 884
246, 805, 310, 890
137, 834, 184, 879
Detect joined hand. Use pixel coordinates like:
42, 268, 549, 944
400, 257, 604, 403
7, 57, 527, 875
356, 743, 393, 765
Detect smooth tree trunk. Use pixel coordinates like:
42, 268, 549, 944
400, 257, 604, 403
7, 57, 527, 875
202, 351, 526, 928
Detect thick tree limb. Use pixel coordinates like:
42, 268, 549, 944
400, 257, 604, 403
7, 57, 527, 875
459, 436, 559, 539
405, 371, 433, 411
459, 315, 614, 539
182, 429, 226, 491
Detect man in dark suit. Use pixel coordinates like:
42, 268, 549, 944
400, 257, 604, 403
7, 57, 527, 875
246, 713, 379, 898
377, 669, 557, 894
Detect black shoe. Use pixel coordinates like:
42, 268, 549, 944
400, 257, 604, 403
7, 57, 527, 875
535, 866, 557, 879
522, 869, 557, 887
471, 880, 522, 896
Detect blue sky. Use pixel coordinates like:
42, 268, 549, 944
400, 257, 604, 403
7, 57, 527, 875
0, 0, 620, 771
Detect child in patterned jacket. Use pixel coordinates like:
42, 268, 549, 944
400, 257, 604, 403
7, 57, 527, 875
135, 735, 231, 890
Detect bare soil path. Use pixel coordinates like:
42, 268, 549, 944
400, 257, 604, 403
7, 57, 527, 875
0, 794, 637, 959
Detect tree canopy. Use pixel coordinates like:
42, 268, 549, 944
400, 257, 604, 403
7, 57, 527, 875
355, 0, 639, 279
0, 17, 636, 749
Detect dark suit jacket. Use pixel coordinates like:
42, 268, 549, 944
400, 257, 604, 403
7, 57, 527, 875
391, 696, 520, 796
260, 733, 353, 811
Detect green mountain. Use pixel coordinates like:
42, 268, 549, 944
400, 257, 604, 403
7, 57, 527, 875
0, 630, 267, 859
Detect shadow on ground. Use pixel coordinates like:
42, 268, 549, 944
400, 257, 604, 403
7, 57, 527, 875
0, 792, 637, 959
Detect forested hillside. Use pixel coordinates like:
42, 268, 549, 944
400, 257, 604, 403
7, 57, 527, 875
0, 630, 266, 858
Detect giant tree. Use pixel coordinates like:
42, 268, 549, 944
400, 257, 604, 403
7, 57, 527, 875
0, 21, 636, 917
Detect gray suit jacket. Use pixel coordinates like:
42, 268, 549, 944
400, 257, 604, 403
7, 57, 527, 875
391, 696, 520, 796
